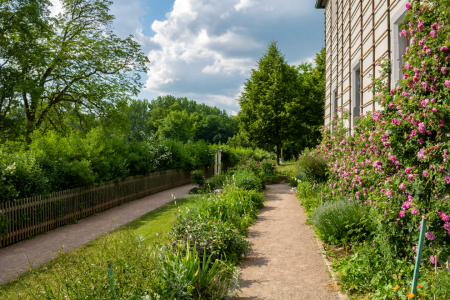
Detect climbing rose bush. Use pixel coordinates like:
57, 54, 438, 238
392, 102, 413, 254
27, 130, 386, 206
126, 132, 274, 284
316, 0, 450, 263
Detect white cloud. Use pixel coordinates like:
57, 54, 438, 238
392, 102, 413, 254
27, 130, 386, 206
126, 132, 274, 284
49, 0, 62, 17
234, 0, 256, 11
230, 110, 238, 116
50, 0, 325, 113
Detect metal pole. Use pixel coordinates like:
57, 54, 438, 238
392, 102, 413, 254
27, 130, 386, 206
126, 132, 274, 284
411, 218, 427, 296
107, 260, 116, 299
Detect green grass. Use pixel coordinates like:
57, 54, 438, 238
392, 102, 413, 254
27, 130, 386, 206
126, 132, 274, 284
275, 161, 296, 173
0, 196, 203, 299
124, 196, 202, 244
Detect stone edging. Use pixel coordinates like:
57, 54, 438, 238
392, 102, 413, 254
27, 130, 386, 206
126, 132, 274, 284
315, 237, 348, 300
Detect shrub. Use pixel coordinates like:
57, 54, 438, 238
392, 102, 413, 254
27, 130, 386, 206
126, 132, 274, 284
0, 148, 50, 201
296, 154, 328, 183
311, 200, 364, 244
190, 186, 259, 234
191, 169, 205, 188
171, 217, 250, 265
228, 170, 263, 192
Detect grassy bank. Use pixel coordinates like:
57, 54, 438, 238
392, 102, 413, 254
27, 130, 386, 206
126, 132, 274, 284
0, 196, 201, 299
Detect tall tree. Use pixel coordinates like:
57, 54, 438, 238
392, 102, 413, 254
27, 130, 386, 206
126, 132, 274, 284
238, 41, 302, 164
0, 0, 149, 143
0, 0, 52, 141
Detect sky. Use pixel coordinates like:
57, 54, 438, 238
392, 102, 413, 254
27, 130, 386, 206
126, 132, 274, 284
49, 0, 325, 115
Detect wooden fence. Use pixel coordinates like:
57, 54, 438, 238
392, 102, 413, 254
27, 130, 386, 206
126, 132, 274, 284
0, 166, 214, 247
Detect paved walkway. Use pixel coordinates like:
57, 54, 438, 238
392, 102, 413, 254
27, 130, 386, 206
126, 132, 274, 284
0, 183, 195, 285
238, 184, 340, 300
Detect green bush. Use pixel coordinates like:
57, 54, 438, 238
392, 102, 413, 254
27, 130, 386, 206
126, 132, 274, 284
229, 170, 263, 192
297, 154, 328, 183
0, 149, 50, 201
171, 217, 250, 265
190, 169, 205, 188
208, 174, 227, 189
311, 200, 364, 244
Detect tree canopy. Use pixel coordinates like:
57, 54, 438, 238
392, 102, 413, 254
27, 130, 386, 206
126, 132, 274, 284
0, 0, 149, 143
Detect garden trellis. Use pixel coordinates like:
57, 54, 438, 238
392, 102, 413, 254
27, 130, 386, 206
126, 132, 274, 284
0, 167, 213, 247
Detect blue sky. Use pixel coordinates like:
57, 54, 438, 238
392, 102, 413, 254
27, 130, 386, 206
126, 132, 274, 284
50, 0, 325, 115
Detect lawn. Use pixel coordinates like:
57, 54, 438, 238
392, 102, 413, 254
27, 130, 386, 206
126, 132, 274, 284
0, 196, 203, 299
275, 161, 296, 174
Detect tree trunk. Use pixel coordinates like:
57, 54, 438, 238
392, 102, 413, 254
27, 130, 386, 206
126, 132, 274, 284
276, 142, 280, 165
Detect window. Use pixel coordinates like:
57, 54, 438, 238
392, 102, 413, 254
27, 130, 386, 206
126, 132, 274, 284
391, 7, 409, 87
353, 68, 360, 121
334, 90, 338, 116
398, 21, 410, 81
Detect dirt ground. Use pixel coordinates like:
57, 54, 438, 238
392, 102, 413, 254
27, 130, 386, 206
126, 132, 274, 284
0, 183, 195, 285
237, 184, 340, 300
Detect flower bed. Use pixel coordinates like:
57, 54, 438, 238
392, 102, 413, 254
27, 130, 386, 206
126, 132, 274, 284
297, 1, 450, 297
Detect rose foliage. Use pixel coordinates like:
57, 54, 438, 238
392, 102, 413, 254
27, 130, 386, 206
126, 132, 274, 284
316, 0, 450, 265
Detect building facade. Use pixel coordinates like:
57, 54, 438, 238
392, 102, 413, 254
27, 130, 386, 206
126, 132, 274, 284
315, 0, 409, 132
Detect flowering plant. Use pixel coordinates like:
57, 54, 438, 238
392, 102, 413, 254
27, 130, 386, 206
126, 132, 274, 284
316, 0, 450, 264
191, 169, 205, 188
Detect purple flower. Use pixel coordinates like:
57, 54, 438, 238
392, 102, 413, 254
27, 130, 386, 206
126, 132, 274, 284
399, 211, 405, 217
390, 89, 394, 95
441, 46, 448, 52
405, 167, 412, 174
430, 30, 437, 38
445, 80, 450, 88
402, 201, 411, 209
423, 170, 429, 178
425, 232, 435, 240
399, 183, 405, 190
406, 2, 411, 9
408, 174, 414, 181
383, 142, 390, 147
442, 67, 447, 74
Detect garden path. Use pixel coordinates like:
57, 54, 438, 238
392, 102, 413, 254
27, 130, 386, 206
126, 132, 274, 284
238, 184, 341, 300
0, 183, 195, 285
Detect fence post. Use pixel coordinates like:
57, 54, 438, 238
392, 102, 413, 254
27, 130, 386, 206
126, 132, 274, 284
411, 217, 427, 296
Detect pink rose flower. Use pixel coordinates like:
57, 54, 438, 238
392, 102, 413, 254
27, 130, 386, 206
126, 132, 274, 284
417, 148, 425, 160
426, 232, 435, 240
445, 176, 450, 184
418, 122, 426, 133
441, 46, 448, 52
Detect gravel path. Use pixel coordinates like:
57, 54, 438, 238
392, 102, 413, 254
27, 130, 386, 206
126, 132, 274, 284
0, 183, 195, 285
238, 184, 340, 300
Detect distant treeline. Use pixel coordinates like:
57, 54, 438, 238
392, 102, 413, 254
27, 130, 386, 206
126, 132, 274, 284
127, 95, 239, 144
